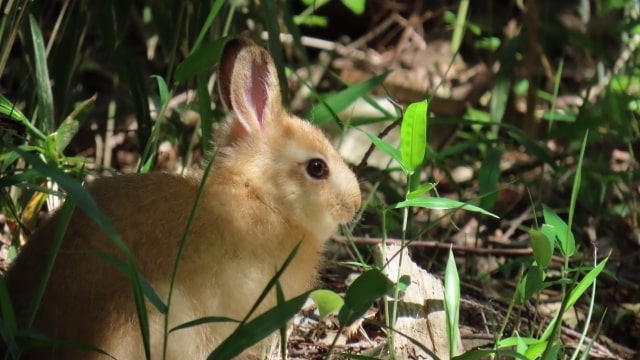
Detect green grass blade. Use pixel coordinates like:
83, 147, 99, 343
305, 72, 390, 125
14, 149, 133, 258
444, 247, 460, 357
174, 38, 226, 82
0, 94, 45, 141
394, 197, 499, 218
262, 0, 288, 107
90, 251, 167, 315
196, 73, 214, 156
566, 130, 588, 254
191, 0, 226, 53
207, 291, 310, 360
29, 14, 55, 135
27, 198, 75, 328
450, 0, 469, 53
0, 276, 18, 355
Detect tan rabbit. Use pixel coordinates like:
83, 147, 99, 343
5, 38, 361, 359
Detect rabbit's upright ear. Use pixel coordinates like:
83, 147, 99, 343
219, 38, 282, 138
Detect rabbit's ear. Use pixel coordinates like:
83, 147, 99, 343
219, 38, 282, 138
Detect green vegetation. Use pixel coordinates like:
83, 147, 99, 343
1, 0, 638, 359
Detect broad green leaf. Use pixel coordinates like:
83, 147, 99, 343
517, 265, 543, 303
338, 269, 394, 326
394, 197, 499, 218
498, 336, 545, 347
208, 292, 310, 360
450, 0, 469, 53
293, 15, 328, 27
310, 289, 344, 320
524, 339, 548, 359
530, 229, 553, 269
543, 205, 575, 257
175, 38, 226, 81
400, 101, 428, 174
478, 148, 501, 209
29, 15, 55, 135
397, 275, 411, 292
306, 72, 390, 124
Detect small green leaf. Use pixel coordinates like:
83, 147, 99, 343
171, 316, 240, 332
55, 95, 96, 153
400, 101, 428, 174
542, 205, 575, 257
338, 269, 394, 326
310, 289, 344, 320
341, 0, 365, 15
152, 75, 169, 104
394, 197, 499, 218
29, 15, 55, 135
529, 229, 553, 269
293, 15, 328, 27
397, 275, 411, 292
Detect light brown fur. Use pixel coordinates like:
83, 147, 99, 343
5, 38, 361, 359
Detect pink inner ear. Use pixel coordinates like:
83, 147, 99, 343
246, 59, 269, 127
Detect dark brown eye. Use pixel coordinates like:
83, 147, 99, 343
306, 158, 329, 179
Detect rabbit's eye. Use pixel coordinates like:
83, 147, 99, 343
306, 159, 329, 179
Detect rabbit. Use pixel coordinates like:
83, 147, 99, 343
4, 37, 362, 359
